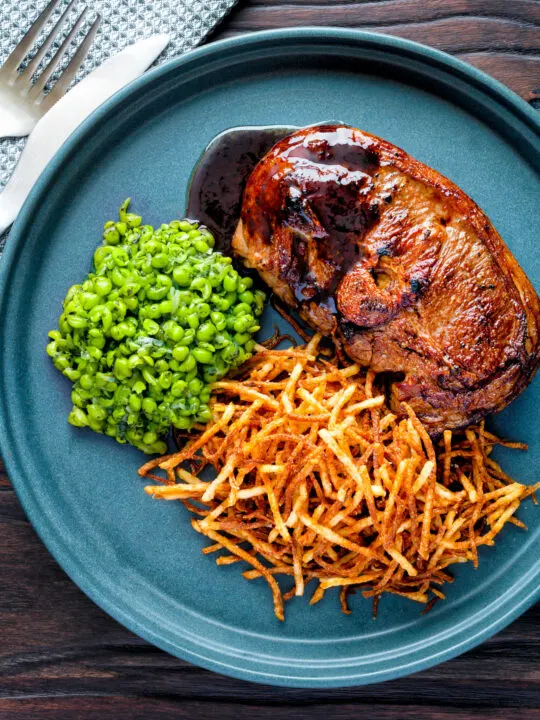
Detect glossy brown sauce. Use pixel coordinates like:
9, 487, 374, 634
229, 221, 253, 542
186, 125, 298, 254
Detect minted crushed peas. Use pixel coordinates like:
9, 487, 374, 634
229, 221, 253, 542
47, 199, 265, 454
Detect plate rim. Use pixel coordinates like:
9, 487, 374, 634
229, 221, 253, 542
0, 27, 539, 688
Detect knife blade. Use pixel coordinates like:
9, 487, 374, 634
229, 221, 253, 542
0, 34, 170, 235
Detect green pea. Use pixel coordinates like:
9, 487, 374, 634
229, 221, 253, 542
192, 347, 213, 364
182, 397, 200, 416
194, 239, 209, 254
128, 394, 141, 412
210, 311, 225, 328
188, 378, 203, 395
114, 357, 132, 379
191, 277, 212, 300
81, 292, 100, 310
178, 354, 197, 372
79, 374, 94, 390
178, 220, 195, 231
152, 440, 169, 454
172, 345, 189, 362
119, 320, 136, 338
195, 302, 211, 319
46, 341, 57, 357
151, 253, 169, 269
187, 313, 199, 329
143, 319, 160, 335
159, 299, 174, 315
142, 397, 157, 414
223, 273, 237, 293
197, 405, 212, 423
132, 380, 146, 394
111, 266, 129, 287
112, 407, 126, 421
86, 346, 102, 361
64, 367, 81, 381
68, 407, 88, 427
239, 290, 255, 305
146, 286, 168, 301
233, 316, 251, 333
184, 367, 198, 383
167, 323, 184, 343
145, 303, 161, 319
87, 404, 107, 422
196, 321, 216, 342
143, 430, 158, 445
173, 416, 192, 430
71, 389, 84, 408
200, 231, 215, 248
238, 277, 253, 292
89, 305, 113, 331
173, 266, 191, 286
158, 371, 172, 389
126, 213, 142, 228
54, 355, 71, 371
66, 315, 88, 329
221, 344, 239, 363
233, 302, 251, 316
142, 238, 161, 255
112, 247, 130, 267
142, 367, 157, 386
103, 226, 121, 245
110, 325, 125, 341
222, 295, 235, 309
171, 380, 188, 397
154, 363, 168, 378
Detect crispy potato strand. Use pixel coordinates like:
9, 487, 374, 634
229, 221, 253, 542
139, 335, 538, 620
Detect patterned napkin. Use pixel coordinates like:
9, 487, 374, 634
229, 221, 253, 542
0, 0, 238, 251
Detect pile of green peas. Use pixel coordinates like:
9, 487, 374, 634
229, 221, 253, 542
47, 199, 266, 454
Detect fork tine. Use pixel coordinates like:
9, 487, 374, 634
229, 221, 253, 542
27, 6, 88, 100
39, 14, 101, 113
18, 0, 79, 84
0, 0, 62, 76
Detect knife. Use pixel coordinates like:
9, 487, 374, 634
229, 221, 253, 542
0, 34, 170, 235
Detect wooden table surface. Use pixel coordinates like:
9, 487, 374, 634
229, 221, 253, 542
1, 1, 539, 718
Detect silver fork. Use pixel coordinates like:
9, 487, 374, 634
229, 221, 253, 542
0, 0, 101, 138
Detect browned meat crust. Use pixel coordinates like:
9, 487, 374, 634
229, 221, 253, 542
232, 124, 540, 434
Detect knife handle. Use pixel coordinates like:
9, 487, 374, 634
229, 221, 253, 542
0, 188, 17, 236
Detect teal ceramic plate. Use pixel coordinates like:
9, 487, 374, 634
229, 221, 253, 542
0, 29, 539, 688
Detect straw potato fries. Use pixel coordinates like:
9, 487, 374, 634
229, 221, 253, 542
139, 335, 539, 621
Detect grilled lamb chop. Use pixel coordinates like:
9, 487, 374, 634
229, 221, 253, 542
232, 124, 540, 434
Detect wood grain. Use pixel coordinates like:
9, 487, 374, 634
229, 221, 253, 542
1, 1, 539, 717
215, 0, 540, 102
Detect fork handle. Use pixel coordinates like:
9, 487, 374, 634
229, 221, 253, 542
0, 93, 41, 139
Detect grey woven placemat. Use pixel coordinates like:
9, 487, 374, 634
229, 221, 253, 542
0, 0, 238, 252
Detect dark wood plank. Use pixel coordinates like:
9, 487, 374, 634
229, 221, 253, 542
2, 698, 540, 720
216, 0, 540, 101
1, 1, 539, 717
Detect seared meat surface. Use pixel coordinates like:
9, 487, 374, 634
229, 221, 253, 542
232, 124, 540, 433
